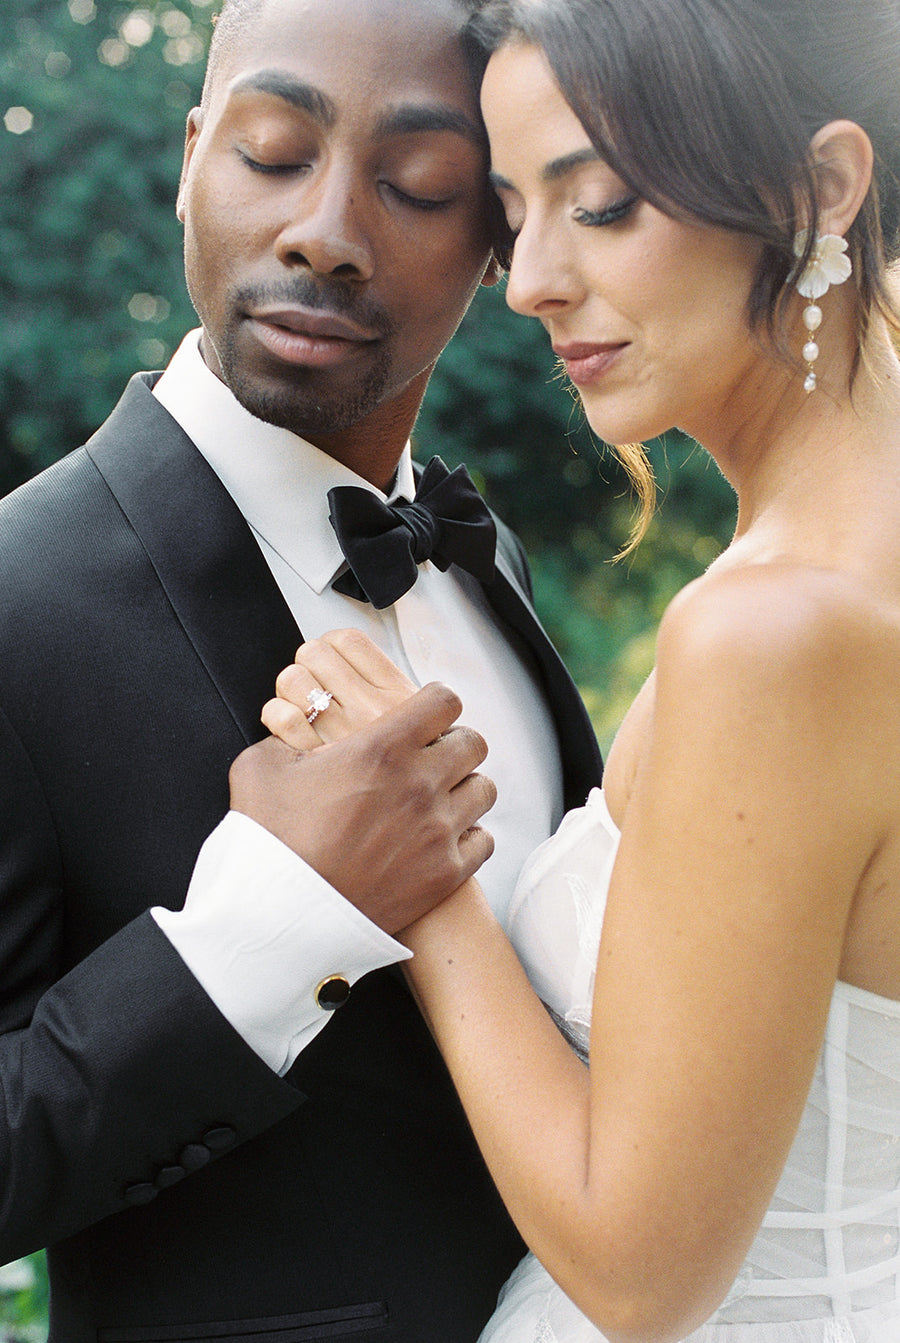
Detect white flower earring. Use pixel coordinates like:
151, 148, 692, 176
792, 230, 853, 393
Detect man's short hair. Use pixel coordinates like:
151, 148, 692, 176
201, 0, 266, 108
202, 0, 482, 108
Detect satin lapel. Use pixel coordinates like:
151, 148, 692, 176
85, 373, 302, 747
485, 549, 603, 811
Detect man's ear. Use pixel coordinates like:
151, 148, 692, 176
176, 107, 204, 223
807, 119, 874, 238
480, 256, 504, 288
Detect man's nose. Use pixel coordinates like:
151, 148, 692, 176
274, 163, 375, 280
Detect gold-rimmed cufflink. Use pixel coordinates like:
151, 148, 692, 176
315, 974, 351, 1011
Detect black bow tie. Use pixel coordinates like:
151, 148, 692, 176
328, 456, 497, 609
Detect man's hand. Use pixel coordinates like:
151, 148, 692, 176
231, 679, 496, 935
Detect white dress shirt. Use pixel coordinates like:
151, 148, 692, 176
151, 331, 564, 1073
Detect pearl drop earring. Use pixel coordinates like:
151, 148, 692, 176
792, 231, 852, 394
801, 302, 823, 394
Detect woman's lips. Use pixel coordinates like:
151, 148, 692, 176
553, 341, 627, 385
248, 306, 379, 369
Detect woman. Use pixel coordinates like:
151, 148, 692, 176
264, 0, 900, 1338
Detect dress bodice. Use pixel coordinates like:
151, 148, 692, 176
484, 790, 900, 1342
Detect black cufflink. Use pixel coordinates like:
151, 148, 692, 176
315, 974, 351, 1010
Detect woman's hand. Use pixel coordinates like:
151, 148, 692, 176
261, 628, 417, 748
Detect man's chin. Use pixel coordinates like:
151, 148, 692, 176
227, 372, 390, 442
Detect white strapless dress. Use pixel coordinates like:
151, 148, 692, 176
479, 790, 900, 1343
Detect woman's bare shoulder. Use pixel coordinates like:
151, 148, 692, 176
658, 560, 900, 688
644, 560, 900, 829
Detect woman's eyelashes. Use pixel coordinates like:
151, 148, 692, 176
572, 193, 638, 227
500, 192, 638, 237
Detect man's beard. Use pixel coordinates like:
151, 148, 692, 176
218, 336, 395, 438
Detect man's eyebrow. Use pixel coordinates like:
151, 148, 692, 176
374, 104, 486, 148
229, 70, 337, 127
490, 146, 602, 193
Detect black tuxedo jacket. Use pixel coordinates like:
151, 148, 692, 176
0, 373, 602, 1342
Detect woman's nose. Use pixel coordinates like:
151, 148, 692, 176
504, 217, 581, 319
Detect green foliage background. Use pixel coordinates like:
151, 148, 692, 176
0, 1, 736, 1331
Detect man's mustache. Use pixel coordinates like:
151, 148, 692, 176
233, 278, 394, 339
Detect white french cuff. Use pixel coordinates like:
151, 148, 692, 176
152, 810, 411, 1076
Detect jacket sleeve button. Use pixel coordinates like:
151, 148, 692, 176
123, 1182, 158, 1206
155, 1165, 187, 1189
202, 1125, 237, 1152
178, 1143, 212, 1173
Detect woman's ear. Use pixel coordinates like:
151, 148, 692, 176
808, 119, 874, 238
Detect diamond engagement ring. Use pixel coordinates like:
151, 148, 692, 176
304, 688, 333, 723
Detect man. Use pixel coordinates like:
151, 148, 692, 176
0, 0, 602, 1337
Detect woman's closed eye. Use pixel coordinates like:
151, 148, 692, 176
572, 193, 638, 227
496, 192, 638, 239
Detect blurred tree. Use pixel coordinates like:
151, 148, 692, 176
0, 0, 211, 494
0, 1252, 48, 1341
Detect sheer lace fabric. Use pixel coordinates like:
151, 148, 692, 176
478, 791, 900, 1342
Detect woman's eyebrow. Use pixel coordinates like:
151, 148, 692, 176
490, 145, 602, 192
541, 146, 602, 182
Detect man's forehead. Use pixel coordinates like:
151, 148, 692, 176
224, 66, 485, 149
210, 0, 480, 130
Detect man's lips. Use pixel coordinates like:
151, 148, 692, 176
247, 305, 381, 368
252, 306, 380, 342
553, 340, 627, 385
